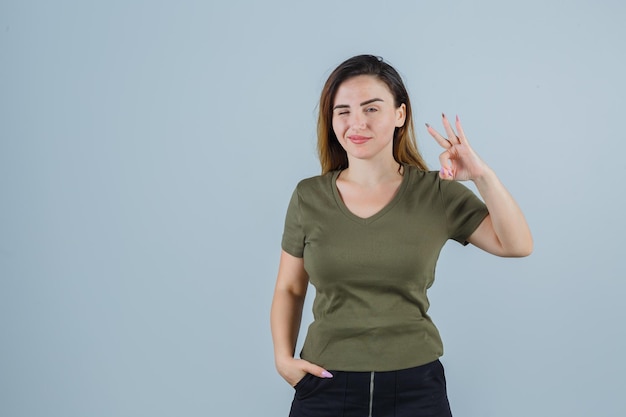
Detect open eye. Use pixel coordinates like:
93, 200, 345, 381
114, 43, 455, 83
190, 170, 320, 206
365, 107, 378, 113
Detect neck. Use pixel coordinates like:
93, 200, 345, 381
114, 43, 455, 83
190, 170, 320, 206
340, 157, 403, 186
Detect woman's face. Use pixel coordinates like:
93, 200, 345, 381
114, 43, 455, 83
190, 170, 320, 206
332, 75, 406, 164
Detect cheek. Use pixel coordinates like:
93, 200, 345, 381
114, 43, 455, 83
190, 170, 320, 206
332, 118, 344, 137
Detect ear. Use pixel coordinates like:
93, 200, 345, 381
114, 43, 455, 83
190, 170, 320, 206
395, 103, 406, 127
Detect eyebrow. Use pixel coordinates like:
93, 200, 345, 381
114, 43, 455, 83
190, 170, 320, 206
333, 98, 384, 111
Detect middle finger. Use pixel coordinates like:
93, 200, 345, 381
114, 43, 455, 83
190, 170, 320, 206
426, 123, 452, 149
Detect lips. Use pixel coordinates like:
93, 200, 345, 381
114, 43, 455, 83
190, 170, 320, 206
347, 135, 370, 144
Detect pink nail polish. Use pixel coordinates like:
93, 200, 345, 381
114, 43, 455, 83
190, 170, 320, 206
321, 371, 334, 378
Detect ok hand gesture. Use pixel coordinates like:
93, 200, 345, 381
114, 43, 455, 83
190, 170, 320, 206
426, 114, 489, 182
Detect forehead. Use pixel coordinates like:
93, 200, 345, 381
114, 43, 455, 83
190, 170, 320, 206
334, 75, 393, 103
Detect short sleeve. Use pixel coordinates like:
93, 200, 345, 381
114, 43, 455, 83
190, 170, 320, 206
281, 187, 305, 257
439, 179, 489, 245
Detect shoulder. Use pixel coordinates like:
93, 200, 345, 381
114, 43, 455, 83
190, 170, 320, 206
294, 171, 336, 196
404, 165, 476, 199
404, 165, 441, 188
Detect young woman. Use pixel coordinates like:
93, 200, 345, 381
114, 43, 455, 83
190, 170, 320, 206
270, 54, 532, 417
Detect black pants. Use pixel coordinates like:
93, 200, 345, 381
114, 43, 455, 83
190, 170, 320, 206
289, 359, 453, 417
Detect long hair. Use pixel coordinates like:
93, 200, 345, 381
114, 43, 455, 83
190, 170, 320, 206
317, 55, 428, 174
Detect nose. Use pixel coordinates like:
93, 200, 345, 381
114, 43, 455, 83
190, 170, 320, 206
349, 111, 366, 130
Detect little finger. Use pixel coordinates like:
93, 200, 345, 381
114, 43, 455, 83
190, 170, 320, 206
455, 115, 470, 144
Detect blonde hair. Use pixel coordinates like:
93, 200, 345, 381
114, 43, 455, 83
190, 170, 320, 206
317, 55, 428, 175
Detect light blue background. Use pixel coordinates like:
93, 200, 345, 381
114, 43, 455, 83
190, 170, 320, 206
1, 1, 624, 416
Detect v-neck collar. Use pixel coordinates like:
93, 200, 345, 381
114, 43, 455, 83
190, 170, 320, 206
331, 164, 411, 225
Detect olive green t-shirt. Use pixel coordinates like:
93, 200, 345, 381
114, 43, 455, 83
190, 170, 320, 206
281, 164, 489, 372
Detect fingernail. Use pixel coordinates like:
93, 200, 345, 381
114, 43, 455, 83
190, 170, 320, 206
440, 168, 445, 176
425, 123, 430, 128
321, 371, 333, 378
456, 115, 459, 121
442, 112, 446, 118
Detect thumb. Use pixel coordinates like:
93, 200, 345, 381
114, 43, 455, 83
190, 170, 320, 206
438, 151, 454, 180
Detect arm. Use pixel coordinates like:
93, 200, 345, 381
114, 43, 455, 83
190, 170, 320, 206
427, 114, 533, 257
467, 168, 533, 257
270, 250, 333, 386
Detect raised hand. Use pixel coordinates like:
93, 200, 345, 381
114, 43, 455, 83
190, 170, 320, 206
426, 114, 489, 181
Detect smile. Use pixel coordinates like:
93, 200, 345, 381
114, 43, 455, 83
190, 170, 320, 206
347, 135, 370, 144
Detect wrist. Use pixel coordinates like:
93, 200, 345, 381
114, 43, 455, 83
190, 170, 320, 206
275, 353, 295, 367
472, 165, 496, 185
